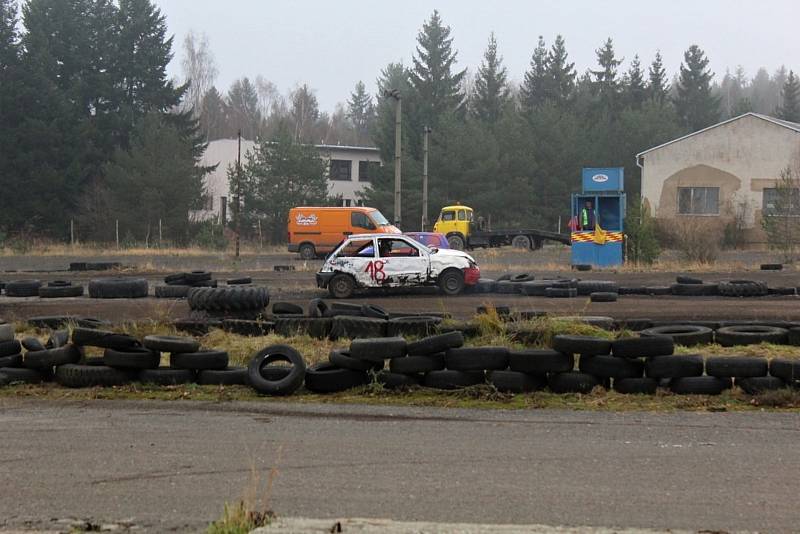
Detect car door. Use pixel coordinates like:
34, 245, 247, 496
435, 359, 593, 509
326, 237, 378, 287
375, 237, 430, 286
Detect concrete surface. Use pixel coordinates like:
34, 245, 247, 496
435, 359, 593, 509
1, 399, 798, 532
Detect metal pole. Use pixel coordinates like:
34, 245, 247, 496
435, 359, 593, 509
393, 94, 402, 226
115, 220, 119, 249
158, 219, 162, 245
422, 126, 431, 231
70, 219, 74, 246
235, 130, 242, 258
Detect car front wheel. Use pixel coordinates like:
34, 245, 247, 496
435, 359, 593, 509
438, 269, 465, 296
328, 273, 356, 299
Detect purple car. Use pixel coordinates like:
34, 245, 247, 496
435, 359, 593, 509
403, 232, 450, 249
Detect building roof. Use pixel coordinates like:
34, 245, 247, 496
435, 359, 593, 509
204, 138, 378, 153
636, 112, 800, 159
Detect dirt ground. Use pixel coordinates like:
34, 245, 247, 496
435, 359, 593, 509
0, 246, 798, 323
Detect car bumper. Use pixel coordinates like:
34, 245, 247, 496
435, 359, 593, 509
464, 267, 481, 286
316, 272, 334, 288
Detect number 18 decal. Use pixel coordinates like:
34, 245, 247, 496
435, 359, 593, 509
365, 260, 386, 282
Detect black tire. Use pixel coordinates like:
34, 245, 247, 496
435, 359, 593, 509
472, 279, 496, 293
618, 287, 645, 295
274, 317, 332, 339
487, 370, 546, 393
386, 316, 442, 338
21, 337, 44, 352
47, 280, 72, 287
737, 376, 786, 394
103, 347, 160, 369
330, 316, 387, 339
185, 271, 212, 283
0, 354, 22, 367
574, 264, 592, 272
445, 346, 509, 371
164, 272, 188, 284
298, 243, 317, 260
590, 292, 617, 303
154, 285, 191, 298
72, 328, 142, 350
519, 281, 551, 296
579, 354, 644, 379
760, 263, 783, 271
510, 273, 535, 283
55, 364, 132, 388
718, 280, 768, 298
0, 340, 21, 357
198, 367, 249, 385
39, 285, 84, 298
768, 358, 800, 382
640, 326, 713, 347
644, 286, 671, 296
308, 298, 329, 318
509, 349, 574, 373
645, 354, 704, 378
247, 344, 306, 395
548, 372, 600, 394
138, 368, 196, 385
361, 304, 389, 320
439, 269, 465, 295
670, 283, 718, 296
407, 331, 464, 356
511, 235, 532, 249
222, 319, 274, 337
272, 301, 304, 315
670, 376, 730, 395
423, 369, 484, 390
329, 349, 383, 372
715, 325, 788, 347
676, 275, 703, 284
389, 353, 445, 373
143, 335, 200, 354
495, 280, 519, 294
188, 286, 270, 313
328, 273, 356, 299
610, 335, 675, 359
545, 287, 577, 298
577, 281, 618, 296
552, 335, 612, 356
170, 350, 229, 371
447, 234, 465, 250
304, 362, 368, 393
190, 279, 218, 288
613, 377, 658, 394
173, 318, 221, 336
1, 366, 44, 382
376, 371, 421, 390
768, 286, 797, 296
46, 330, 69, 349
705, 356, 767, 378
349, 337, 407, 362
88, 277, 148, 299
5, 280, 42, 297
227, 277, 252, 285
23, 345, 82, 370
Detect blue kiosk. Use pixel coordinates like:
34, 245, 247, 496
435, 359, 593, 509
571, 167, 626, 267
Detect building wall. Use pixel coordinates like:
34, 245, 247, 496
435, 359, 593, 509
640, 115, 800, 243
191, 140, 382, 221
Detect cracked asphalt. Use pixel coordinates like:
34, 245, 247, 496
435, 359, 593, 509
2, 399, 799, 532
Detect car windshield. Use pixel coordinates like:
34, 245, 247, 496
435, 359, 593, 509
401, 235, 431, 254
370, 210, 390, 226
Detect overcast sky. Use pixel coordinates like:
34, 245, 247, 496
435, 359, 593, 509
153, 0, 799, 112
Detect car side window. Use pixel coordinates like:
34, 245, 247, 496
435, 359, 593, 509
457, 210, 466, 221
441, 211, 455, 222
378, 239, 419, 257
337, 239, 374, 257
351, 212, 374, 230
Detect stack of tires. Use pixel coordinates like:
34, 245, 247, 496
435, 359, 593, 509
186, 285, 270, 320
155, 271, 218, 299
88, 277, 148, 299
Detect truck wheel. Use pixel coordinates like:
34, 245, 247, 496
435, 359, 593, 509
447, 234, 465, 250
328, 274, 355, 299
438, 269, 465, 296
299, 243, 316, 260
511, 235, 531, 249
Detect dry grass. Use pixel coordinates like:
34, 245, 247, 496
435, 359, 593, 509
674, 342, 800, 360
0, 241, 287, 257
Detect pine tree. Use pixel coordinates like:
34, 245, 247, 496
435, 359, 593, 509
544, 34, 576, 106
347, 80, 374, 141
647, 51, 669, 105
777, 70, 800, 123
520, 36, 548, 112
0, 0, 18, 71
199, 86, 228, 140
227, 77, 262, 140
591, 38, 622, 110
674, 45, 720, 131
290, 83, 320, 142
471, 32, 510, 124
624, 55, 646, 109
409, 10, 465, 125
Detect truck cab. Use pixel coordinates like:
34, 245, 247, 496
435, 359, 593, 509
433, 205, 474, 250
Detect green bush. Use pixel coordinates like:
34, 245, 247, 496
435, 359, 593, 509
193, 221, 228, 251
625, 199, 660, 265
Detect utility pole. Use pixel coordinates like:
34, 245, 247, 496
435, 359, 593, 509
235, 129, 242, 258
422, 126, 431, 231
384, 89, 402, 226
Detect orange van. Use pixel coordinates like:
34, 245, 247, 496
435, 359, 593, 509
288, 206, 400, 259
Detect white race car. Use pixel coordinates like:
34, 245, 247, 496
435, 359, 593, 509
316, 233, 481, 298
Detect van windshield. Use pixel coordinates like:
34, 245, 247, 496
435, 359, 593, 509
370, 210, 390, 226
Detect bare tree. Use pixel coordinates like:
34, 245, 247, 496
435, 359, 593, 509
761, 157, 800, 263
181, 31, 218, 116
255, 76, 279, 119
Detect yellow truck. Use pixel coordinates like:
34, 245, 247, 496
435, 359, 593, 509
432, 204, 570, 251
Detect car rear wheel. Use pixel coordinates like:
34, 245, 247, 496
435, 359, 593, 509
328, 273, 355, 299
439, 269, 465, 296
447, 234, 465, 250
511, 235, 531, 249
299, 243, 316, 260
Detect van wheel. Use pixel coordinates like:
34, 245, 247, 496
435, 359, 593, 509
439, 269, 465, 296
511, 235, 531, 249
299, 243, 316, 260
447, 234, 465, 250
329, 274, 355, 299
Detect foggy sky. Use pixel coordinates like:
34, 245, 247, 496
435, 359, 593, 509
153, 0, 800, 112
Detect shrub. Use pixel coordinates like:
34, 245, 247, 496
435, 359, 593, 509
192, 221, 228, 251
667, 217, 723, 264
625, 198, 660, 265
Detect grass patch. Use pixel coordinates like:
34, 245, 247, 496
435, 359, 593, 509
674, 342, 800, 360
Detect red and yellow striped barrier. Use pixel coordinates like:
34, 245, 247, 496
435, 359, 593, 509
571, 231, 624, 243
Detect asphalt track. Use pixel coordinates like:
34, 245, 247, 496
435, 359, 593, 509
2, 399, 798, 532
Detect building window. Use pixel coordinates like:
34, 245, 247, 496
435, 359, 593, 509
358, 161, 380, 182
678, 187, 719, 215
330, 159, 352, 181
343, 198, 352, 207
204, 196, 213, 211
763, 187, 800, 216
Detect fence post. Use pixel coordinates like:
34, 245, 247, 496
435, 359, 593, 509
70, 219, 74, 246
258, 220, 263, 250
115, 220, 119, 249
158, 219, 162, 246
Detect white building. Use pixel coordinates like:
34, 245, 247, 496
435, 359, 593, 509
192, 139, 382, 222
